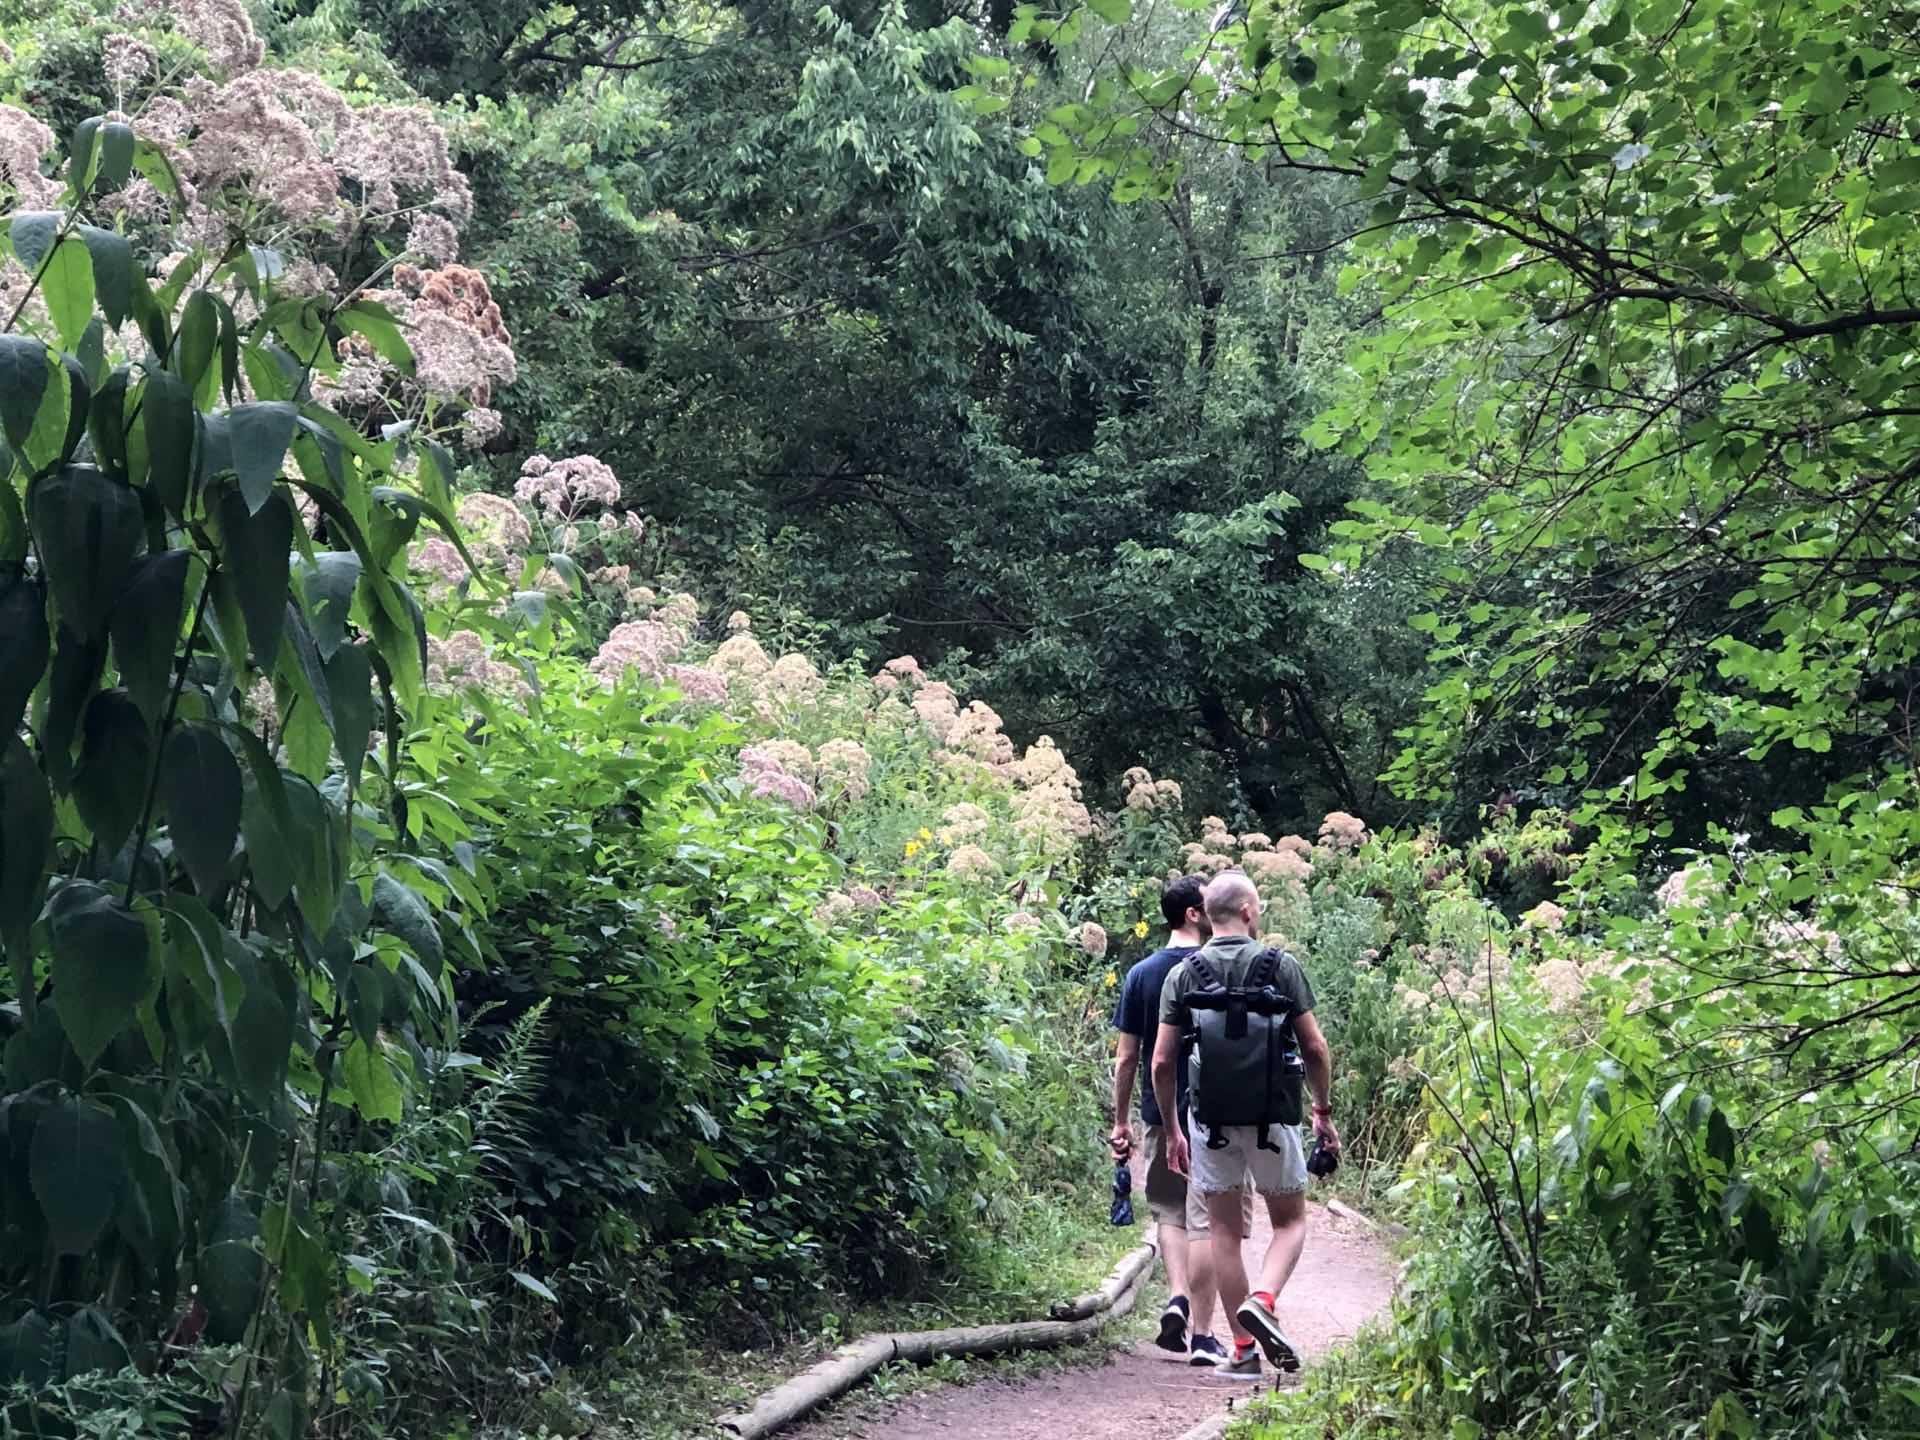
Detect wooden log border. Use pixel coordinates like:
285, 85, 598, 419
714, 1233, 1160, 1440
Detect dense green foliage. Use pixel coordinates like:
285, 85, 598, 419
9, 0, 1920, 1436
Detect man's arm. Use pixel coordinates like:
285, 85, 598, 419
1295, 1010, 1340, 1152
1110, 1032, 1140, 1157
1150, 1022, 1187, 1174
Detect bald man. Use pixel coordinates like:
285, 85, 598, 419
1148, 869, 1338, 1376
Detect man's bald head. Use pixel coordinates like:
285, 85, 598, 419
1202, 870, 1261, 934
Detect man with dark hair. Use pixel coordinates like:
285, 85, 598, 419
1110, 876, 1253, 1372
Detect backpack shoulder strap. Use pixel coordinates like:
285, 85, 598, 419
1185, 953, 1223, 991
1249, 946, 1281, 991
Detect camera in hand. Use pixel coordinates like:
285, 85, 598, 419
1306, 1136, 1339, 1179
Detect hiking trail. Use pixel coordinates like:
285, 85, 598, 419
787, 1202, 1397, 1440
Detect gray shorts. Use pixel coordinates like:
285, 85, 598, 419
1189, 1119, 1308, 1199
1144, 1122, 1253, 1235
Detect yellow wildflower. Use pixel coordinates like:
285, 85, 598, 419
904, 840, 921, 859
1104, 969, 1118, 988
1132, 919, 1149, 940
917, 827, 933, 841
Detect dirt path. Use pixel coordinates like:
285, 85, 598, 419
790, 1202, 1396, 1440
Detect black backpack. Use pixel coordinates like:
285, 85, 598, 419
1182, 948, 1305, 1150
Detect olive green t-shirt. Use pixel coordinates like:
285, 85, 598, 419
1158, 935, 1316, 1110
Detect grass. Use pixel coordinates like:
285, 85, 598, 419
502, 1190, 1150, 1440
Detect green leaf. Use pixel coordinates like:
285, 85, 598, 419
10, 212, 60, 277
0, 576, 49, 736
198, 1238, 264, 1344
218, 485, 293, 664
42, 237, 95, 351
326, 642, 373, 793
0, 735, 53, 1001
372, 870, 443, 979
64, 1305, 132, 1381
110, 550, 191, 731
87, 365, 130, 475
76, 226, 133, 330
162, 724, 242, 898
0, 335, 51, 453
111, 1095, 182, 1284
298, 551, 361, 662
70, 118, 102, 193
510, 1270, 559, 1304
141, 369, 196, 519
29, 465, 145, 642
176, 291, 219, 405
341, 1037, 404, 1122
1084, 0, 1129, 21
29, 1095, 125, 1255
97, 122, 136, 190
227, 401, 298, 515
38, 625, 105, 791
337, 301, 415, 377
46, 880, 159, 1065
283, 778, 343, 937
72, 688, 151, 855
225, 939, 294, 1107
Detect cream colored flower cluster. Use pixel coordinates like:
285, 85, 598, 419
1122, 766, 1183, 812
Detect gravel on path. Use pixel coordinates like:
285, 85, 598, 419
788, 1201, 1397, 1440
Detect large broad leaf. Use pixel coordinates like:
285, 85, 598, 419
0, 576, 49, 736
9, 211, 59, 276
197, 1237, 264, 1345
337, 301, 414, 377
341, 1036, 404, 1122
97, 122, 136, 190
217, 485, 292, 665
28, 1094, 125, 1255
176, 291, 219, 406
37, 625, 106, 791
57, 355, 91, 467
0, 1311, 60, 1388
87, 366, 130, 475
283, 777, 343, 937
42, 237, 95, 351
72, 688, 150, 855
46, 880, 159, 1066
161, 725, 241, 898
0, 735, 53, 1003
279, 602, 335, 741
109, 550, 192, 731
28, 465, 144, 642
297, 551, 361, 662
0, 335, 51, 454
371, 870, 443, 979
232, 726, 295, 909
76, 226, 133, 331
63, 1306, 132, 1381
327, 643, 373, 793
226, 402, 298, 515
110, 1095, 182, 1288
224, 938, 294, 1108
142, 369, 196, 519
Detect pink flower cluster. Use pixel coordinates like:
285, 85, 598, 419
666, 664, 729, 706
1122, 766, 1184, 813
739, 742, 815, 811
426, 629, 525, 697
590, 620, 686, 686
515, 453, 620, 519
945, 844, 999, 881
0, 105, 59, 209
872, 655, 925, 694
1079, 922, 1108, 958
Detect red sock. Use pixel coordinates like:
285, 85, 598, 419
1233, 1337, 1258, 1358
1251, 1289, 1277, 1309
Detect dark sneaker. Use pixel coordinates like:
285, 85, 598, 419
1220, 1341, 1262, 1380
1234, 1295, 1302, 1373
1188, 1334, 1228, 1367
1155, 1295, 1191, 1353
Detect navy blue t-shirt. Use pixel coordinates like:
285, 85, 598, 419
1110, 945, 1197, 1129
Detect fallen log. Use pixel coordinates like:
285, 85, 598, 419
1047, 1237, 1158, 1320
715, 1235, 1158, 1440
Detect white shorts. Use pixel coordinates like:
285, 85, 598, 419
1189, 1119, 1308, 1199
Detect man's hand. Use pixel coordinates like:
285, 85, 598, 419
1166, 1127, 1191, 1177
1312, 1107, 1341, 1155
1109, 1122, 1133, 1161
